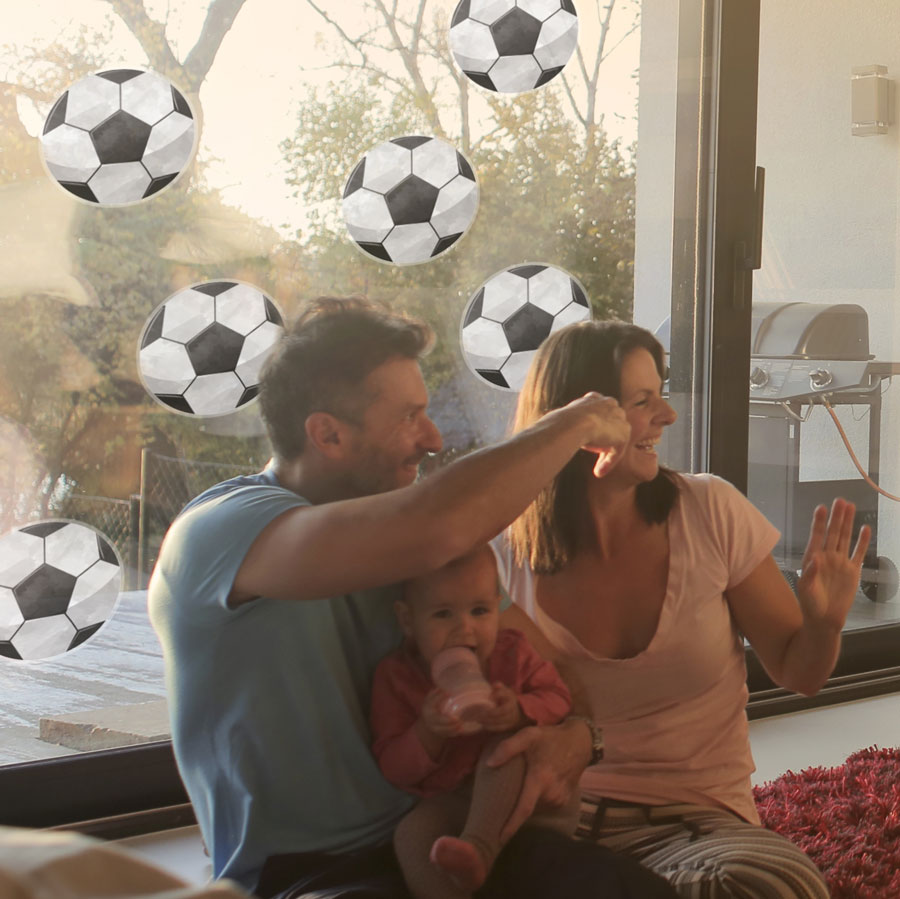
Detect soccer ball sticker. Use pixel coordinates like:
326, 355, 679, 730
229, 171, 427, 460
40, 68, 196, 205
342, 136, 479, 265
461, 263, 591, 390
138, 281, 285, 417
449, 0, 579, 93
0, 521, 122, 661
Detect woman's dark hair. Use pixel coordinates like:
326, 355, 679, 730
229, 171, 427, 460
258, 296, 433, 459
509, 320, 680, 574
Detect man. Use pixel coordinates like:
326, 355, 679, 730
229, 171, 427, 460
149, 297, 677, 899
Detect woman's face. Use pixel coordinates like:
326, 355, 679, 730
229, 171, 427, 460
606, 347, 677, 487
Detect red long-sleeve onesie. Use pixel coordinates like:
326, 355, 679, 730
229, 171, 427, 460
371, 628, 572, 797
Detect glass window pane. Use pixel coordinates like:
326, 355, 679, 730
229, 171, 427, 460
0, 0, 703, 777
754, 0, 900, 630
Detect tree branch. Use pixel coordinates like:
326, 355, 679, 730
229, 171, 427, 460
411, 0, 428, 57
303, 0, 370, 66
100, 0, 181, 76
585, 0, 617, 128
574, 42, 590, 86
298, 60, 410, 93
100, 0, 246, 91
183, 0, 249, 89
600, 22, 640, 66
371, 0, 446, 136
559, 72, 587, 128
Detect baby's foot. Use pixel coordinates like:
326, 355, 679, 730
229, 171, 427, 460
430, 835, 488, 892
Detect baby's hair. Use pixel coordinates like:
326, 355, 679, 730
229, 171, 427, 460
401, 545, 499, 606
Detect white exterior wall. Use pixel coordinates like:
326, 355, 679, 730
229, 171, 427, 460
632, 0, 679, 335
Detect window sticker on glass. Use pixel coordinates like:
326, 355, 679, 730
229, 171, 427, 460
138, 281, 285, 418
0, 520, 122, 661
460, 264, 591, 391
39, 69, 197, 206
342, 136, 479, 265
449, 0, 579, 93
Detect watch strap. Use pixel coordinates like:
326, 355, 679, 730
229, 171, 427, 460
566, 714, 604, 765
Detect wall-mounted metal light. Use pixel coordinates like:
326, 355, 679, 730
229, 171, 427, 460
851, 65, 894, 136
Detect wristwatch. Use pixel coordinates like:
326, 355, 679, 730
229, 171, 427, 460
567, 715, 604, 765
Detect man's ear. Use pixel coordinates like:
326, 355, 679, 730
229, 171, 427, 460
394, 599, 414, 639
304, 412, 350, 458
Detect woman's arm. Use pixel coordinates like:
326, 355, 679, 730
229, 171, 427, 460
725, 497, 870, 696
491, 607, 594, 841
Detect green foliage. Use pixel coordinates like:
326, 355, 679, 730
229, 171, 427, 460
1, 0, 639, 521
140, 408, 270, 469
282, 84, 430, 207
1, 18, 286, 515
280, 77, 637, 399
0, 295, 104, 515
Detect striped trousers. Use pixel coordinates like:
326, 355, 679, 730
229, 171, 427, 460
575, 797, 829, 899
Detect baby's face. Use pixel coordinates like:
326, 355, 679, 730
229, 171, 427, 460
403, 554, 501, 669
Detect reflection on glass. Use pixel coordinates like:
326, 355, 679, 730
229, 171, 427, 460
0, 0, 657, 766
754, 0, 900, 631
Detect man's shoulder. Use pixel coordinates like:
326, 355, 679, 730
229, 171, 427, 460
158, 469, 308, 576
180, 466, 293, 516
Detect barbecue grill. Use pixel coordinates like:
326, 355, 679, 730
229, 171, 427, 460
657, 302, 900, 601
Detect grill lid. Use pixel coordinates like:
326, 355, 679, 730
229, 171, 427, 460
751, 302, 871, 360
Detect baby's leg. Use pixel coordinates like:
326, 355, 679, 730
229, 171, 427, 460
394, 793, 471, 899
431, 734, 527, 892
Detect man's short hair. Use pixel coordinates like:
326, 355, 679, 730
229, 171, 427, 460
258, 296, 434, 459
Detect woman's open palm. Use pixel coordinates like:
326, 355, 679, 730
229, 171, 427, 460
796, 498, 871, 630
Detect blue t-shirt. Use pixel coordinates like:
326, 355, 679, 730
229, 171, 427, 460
148, 466, 414, 891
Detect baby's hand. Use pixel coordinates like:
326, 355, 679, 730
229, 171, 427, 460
480, 683, 526, 732
421, 687, 463, 737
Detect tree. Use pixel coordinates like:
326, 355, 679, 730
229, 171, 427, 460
280, 0, 639, 431
296, 0, 640, 154
0, 1, 271, 530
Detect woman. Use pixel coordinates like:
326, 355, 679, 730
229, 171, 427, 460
493, 321, 869, 898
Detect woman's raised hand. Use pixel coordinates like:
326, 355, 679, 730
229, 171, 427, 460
796, 498, 871, 632
565, 392, 630, 477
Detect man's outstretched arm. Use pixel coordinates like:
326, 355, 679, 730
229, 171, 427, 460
232, 393, 628, 602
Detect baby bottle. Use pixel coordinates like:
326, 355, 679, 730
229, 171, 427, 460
430, 646, 495, 734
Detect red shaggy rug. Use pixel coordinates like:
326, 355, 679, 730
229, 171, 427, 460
753, 746, 900, 898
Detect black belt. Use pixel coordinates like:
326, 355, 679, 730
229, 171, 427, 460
583, 798, 710, 843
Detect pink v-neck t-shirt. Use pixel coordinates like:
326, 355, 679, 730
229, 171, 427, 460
493, 473, 779, 824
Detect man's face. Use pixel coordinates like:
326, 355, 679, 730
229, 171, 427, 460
342, 356, 443, 495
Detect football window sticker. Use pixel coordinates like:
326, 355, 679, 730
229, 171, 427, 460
460, 263, 592, 391
449, 0, 579, 93
0, 521, 123, 662
342, 136, 479, 265
138, 280, 285, 417
40, 68, 197, 206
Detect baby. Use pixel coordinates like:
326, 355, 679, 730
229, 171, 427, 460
370, 545, 576, 899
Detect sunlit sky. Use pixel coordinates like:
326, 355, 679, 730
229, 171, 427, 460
2, 0, 640, 236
